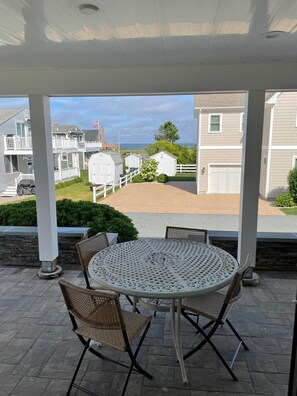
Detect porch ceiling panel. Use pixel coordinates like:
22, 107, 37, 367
0, 0, 296, 94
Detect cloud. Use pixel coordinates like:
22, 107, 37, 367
0, 95, 197, 144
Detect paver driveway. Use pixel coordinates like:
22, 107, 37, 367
101, 182, 284, 216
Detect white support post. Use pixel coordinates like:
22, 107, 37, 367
112, 181, 115, 193
29, 94, 61, 277
238, 90, 265, 280
93, 185, 96, 203
58, 153, 62, 181
104, 184, 107, 197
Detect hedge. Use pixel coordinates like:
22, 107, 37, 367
0, 199, 138, 242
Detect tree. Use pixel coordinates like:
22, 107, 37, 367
155, 121, 180, 144
146, 141, 196, 164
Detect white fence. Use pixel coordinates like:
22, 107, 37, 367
15, 167, 80, 187
92, 169, 140, 203
176, 164, 196, 173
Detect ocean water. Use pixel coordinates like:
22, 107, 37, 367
120, 143, 195, 150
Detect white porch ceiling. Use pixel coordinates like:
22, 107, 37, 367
1, 0, 297, 95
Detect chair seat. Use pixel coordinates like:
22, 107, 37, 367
75, 310, 151, 351
182, 291, 232, 322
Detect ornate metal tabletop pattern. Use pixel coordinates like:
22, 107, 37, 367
89, 238, 238, 299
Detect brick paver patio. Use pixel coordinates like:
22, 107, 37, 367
0, 266, 295, 395
101, 183, 284, 216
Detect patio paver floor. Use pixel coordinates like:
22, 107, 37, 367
0, 266, 295, 395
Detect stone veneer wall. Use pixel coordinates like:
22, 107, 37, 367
211, 239, 297, 271
0, 234, 83, 268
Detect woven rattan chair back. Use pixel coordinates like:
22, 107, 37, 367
224, 254, 250, 305
59, 278, 124, 330
165, 226, 208, 243
76, 232, 109, 289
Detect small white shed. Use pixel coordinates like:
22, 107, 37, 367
88, 152, 123, 184
125, 153, 148, 172
150, 150, 177, 176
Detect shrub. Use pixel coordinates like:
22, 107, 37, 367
140, 159, 158, 181
133, 174, 143, 183
275, 193, 295, 207
288, 167, 297, 203
55, 177, 83, 190
0, 199, 138, 242
157, 173, 169, 183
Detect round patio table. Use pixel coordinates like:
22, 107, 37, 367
89, 238, 238, 383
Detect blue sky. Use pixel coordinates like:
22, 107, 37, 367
0, 95, 196, 144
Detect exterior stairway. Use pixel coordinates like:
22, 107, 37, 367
1, 185, 17, 197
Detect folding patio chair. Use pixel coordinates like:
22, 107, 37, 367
76, 232, 137, 311
181, 255, 250, 381
165, 226, 208, 243
59, 279, 152, 396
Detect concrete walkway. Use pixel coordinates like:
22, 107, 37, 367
101, 182, 284, 216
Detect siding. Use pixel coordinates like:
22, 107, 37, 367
271, 92, 297, 146
199, 150, 242, 193
267, 150, 296, 198
200, 109, 243, 146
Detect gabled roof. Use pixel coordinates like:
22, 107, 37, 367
151, 150, 178, 160
195, 92, 276, 109
51, 124, 82, 134
83, 129, 99, 142
0, 108, 25, 126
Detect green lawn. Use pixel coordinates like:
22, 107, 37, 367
280, 207, 297, 215
168, 173, 196, 181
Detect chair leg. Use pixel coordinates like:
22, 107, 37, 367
67, 339, 90, 396
122, 323, 152, 396
226, 319, 249, 350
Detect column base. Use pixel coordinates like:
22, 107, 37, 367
242, 270, 260, 286
38, 265, 63, 279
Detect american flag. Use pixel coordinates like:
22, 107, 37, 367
93, 121, 99, 129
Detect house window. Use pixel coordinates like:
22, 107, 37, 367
293, 156, 297, 168
240, 113, 245, 133
16, 122, 25, 137
208, 114, 222, 133
62, 153, 68, 161
4, 155, 19, 173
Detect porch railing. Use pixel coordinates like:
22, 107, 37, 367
4, 136, 102, 152
92, 169, 140, 203
176, 164, 196, 173
15, 167, 80, 187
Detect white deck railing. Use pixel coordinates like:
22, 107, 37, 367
4, 136, 101, 151
92, 169, 140, 203
176, 164, 196, 173
15, 168, 80, 187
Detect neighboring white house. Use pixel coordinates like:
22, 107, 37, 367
0, 109, 102, 196
88, 152, 123, 184
124, 153, 148, 172
150, 150, 177, 176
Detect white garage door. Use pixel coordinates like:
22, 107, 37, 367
209, 165, 241, 193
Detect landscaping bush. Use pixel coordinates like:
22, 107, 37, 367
133, 174, 143, 183
140, 159, 158, 181
275, 193, 295, 207
288, 167, 297, 202
55, 177, 83, 190
0, 199, 138, 242
157, 173, 169, 183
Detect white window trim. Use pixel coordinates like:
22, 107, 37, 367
295, 114, 297, 127
240, 112, 244, 133
208, 113, 222, 133
292, 155, 297, 168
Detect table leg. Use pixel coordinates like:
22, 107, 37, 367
171, 298, 188, 383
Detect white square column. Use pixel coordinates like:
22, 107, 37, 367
238, 90, 265, 268
29, 95, 59, 271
